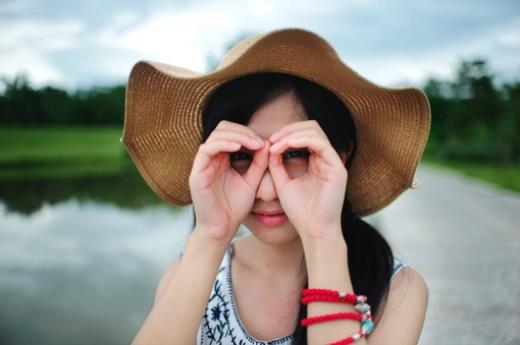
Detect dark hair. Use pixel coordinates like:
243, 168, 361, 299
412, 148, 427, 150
193, 72, 394, 344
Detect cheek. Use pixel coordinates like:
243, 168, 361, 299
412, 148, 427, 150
285, 160, 308, 178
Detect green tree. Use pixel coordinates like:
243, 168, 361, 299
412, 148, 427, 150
40, 86, 75, 124
0, 73, 44, 124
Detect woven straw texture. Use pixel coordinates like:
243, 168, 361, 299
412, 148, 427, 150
121, 28, 431, 217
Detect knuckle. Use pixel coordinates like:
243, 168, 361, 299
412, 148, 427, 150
199, 143, 210, 153
216, 120, 231, 130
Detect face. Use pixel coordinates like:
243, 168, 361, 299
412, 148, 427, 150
233, 91, 311, 245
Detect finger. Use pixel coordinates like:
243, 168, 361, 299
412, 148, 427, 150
243, 139, 270, 187
215, 120, 263, 140
268, 120, 323, 143
268, 145, 290, 185
284, 135, 345, 168
269, 128, 317, 153
191, 140, 242, 176
208, 129, 264, 151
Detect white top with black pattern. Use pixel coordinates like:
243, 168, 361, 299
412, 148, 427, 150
195, 242, 407, 345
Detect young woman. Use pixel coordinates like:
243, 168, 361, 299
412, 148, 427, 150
122, 28, 430, 345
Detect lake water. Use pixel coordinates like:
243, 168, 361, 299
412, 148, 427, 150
0, 171, 254, 345
2, 164, 520, 344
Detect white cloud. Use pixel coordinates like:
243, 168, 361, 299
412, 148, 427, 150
0, 46, 67, 88
343, 16, 520, 87
96, 4, 246, 72
0, 0, 518, 90
0, 20, 84, 51
92, 0, 365, 76
0, 0, 31, 14
0, 19, 84, 89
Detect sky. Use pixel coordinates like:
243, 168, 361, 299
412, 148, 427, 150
0, 0, 519, 93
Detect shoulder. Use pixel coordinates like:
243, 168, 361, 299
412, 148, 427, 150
389, 266, 428, 304
369, 266, 429, 344
392, 257, 406, 277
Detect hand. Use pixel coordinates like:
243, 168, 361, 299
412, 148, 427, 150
189, 120, 269, 240
267, 120, 348, 243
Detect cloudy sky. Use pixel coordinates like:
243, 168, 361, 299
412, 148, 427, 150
0, 0, 518, 92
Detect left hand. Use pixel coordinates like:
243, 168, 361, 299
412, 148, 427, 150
267, 120, 348, 243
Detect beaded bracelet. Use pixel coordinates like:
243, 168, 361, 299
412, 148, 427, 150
300, 288, 374, 344
302, 288, 366, 305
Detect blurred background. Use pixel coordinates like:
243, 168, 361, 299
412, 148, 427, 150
1, 0, 519, 344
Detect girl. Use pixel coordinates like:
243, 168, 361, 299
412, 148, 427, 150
122, 28, 430, 345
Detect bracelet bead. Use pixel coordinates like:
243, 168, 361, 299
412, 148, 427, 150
301, 287, 374, 344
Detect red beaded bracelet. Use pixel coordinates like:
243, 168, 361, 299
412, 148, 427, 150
302, 288, 367, 305
328, 331, 367, 345
300, 288, 374, 344
300, 311, 363, 326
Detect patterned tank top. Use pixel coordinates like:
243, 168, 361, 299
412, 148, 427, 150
195, 241, 407, 345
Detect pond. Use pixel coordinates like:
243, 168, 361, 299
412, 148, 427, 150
0, 168, 380, 344
0, 171, 209, 345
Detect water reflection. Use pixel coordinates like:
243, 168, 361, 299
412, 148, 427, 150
3, 164, 520, 344
0, 169, 162, 215
0, 199, 194, 345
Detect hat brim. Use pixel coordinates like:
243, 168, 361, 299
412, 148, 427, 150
121, 28, 431, 217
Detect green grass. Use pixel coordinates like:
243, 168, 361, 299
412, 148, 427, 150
0, 126, 133, 178
422, 156, 520, 194
1, 127, 520, 195
0, 126, 124, 162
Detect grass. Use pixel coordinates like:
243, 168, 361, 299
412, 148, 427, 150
1, 126, 520, 195
422, 156, 520, 194
0, 126, 133, 179
0, 126, 124, 162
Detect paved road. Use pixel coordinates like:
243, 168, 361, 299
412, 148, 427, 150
364, 163, 520, 345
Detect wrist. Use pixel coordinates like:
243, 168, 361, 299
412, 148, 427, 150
193, 223, 236, 241
303, 236, 348, 260
191, 226, 234, 247
300, 226, 346, 252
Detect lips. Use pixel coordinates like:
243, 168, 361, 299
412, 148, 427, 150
252, 210, 285, 216
251, 211, 287, 226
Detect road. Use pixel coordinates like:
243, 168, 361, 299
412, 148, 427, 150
365, 163, 520, 345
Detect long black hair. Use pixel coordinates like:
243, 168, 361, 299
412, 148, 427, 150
193, 72, 394, 344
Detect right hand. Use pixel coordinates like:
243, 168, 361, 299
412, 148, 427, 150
189, 120, 269, 240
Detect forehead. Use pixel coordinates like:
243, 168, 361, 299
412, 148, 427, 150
247, 91, 308, 139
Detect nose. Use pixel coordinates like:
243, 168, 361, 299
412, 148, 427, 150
255, 168, 278, 201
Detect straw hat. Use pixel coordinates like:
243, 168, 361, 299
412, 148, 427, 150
121, 28, 430, 217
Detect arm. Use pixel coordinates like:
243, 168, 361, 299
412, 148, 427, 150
303, 234, 368, 345
367, 266, 429, 345
303, 232, 429, 345
131, 229, 231, 345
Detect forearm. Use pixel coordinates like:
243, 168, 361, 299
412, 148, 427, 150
132, 229, 231, 345
303, 235, 367, 345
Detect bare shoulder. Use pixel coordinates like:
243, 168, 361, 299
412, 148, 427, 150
153, 254, 183, 305
369, 266, 429, 345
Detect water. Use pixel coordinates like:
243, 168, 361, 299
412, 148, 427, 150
0, 170, 193, 345
2, 164, 520, 344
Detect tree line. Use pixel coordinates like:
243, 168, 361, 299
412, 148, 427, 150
424, 59, 519, 163
0, 76, 125, 125
1, 58, 519, 163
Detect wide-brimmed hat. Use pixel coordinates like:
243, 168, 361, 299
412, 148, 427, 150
121, 28, 430, 217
